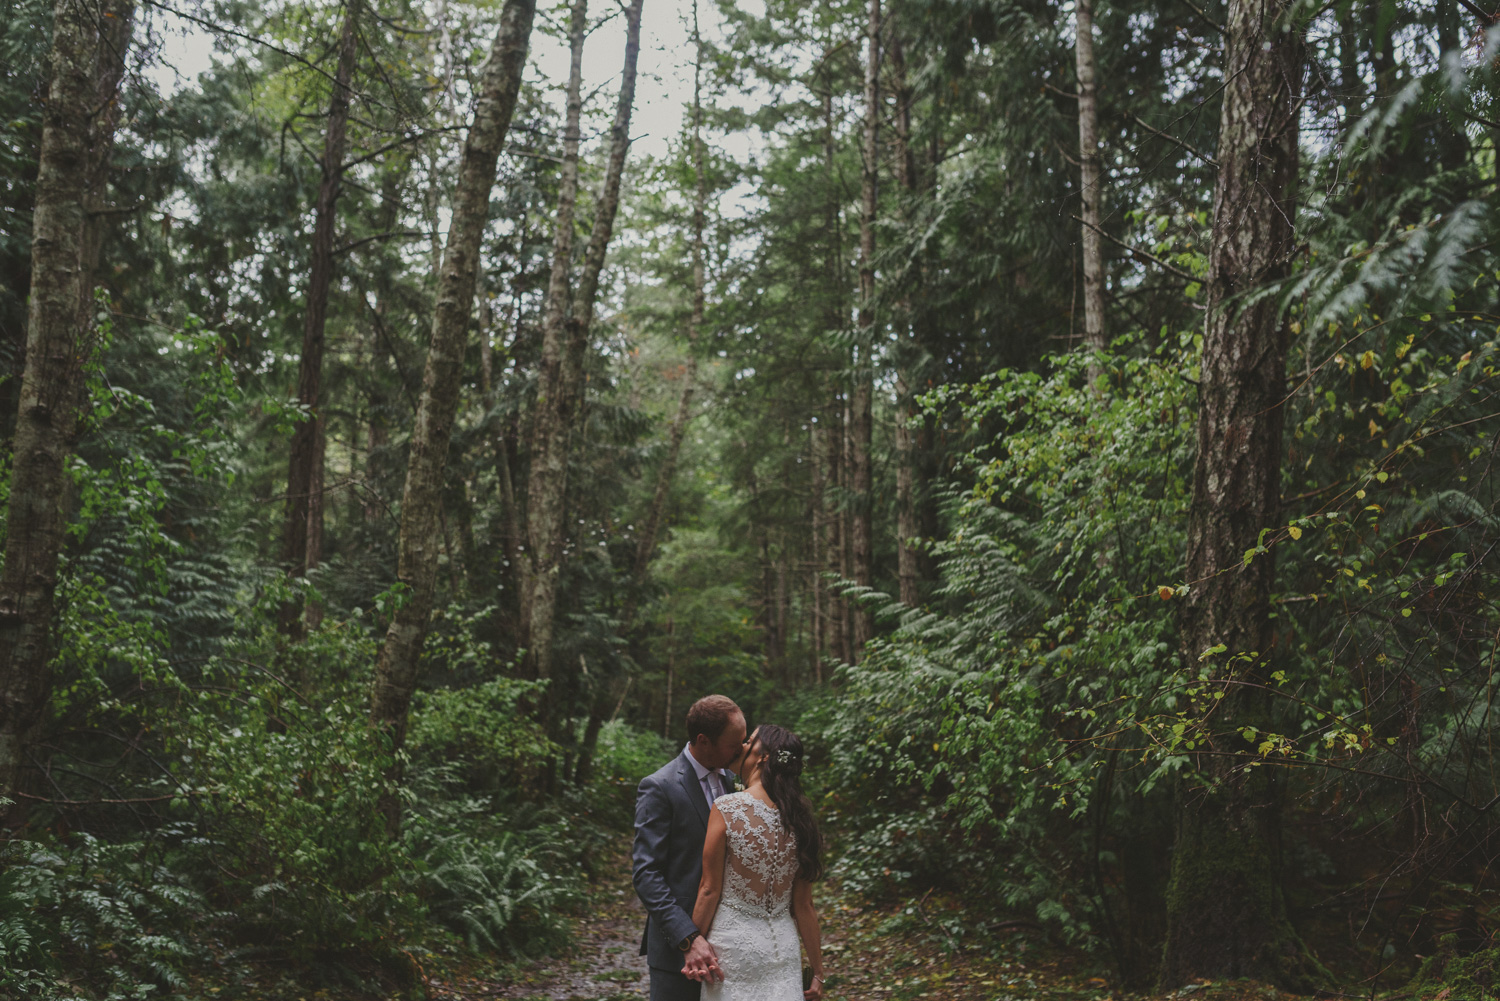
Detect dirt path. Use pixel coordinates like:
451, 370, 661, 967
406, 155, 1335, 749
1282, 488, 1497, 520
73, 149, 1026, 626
422, 840, 1141, 1001
425, 845, 651, 1001
421, 839, 1026, 1001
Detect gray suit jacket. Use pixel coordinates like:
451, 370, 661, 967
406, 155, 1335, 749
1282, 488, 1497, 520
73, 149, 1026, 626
633, 750, 719, 971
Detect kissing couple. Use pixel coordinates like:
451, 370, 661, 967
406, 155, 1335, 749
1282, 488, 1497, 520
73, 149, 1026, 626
633, 694, 829, 1000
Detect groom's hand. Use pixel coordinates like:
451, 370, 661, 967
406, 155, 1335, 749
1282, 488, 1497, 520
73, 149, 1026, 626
682, 936, 723, 983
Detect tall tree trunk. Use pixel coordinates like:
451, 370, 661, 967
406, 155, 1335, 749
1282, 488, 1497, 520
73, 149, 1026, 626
916, 88, 944, 578
0, 0, 134, 806
1158, 0, 1305, 985
810, 421, 825, 679
370, 0, 536, 834
818, 56, 847, 666
838, 393, 853, 662
519, 0, 587, 678
281, 1, 359, 637
850, 0, 880, 658
1075, 0, 1106, 383
890, 34, 922, 608
893, 372, 920, 606
626, 1, 706, 626
522, 0, 645, 685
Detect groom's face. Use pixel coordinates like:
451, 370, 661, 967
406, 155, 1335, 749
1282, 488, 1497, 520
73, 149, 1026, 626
700, 712, 748, 772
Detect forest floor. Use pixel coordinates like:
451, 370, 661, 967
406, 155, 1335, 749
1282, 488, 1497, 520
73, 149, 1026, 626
420, 840, 1311, 1001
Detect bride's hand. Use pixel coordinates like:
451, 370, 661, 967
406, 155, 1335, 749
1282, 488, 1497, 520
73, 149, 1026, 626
682, 936, 723, 983
804, 972, 825, 1000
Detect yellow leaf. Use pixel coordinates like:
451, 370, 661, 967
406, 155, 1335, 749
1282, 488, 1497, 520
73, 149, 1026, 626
1158, 585, 1175, 601
1361, 350, 1375, 370
1287, 526, 1302, 540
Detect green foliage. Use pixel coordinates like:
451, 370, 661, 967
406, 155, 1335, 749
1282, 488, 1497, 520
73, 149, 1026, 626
5, 0, 1500, 993
586, 720, 676, 814
812, 338, 1194, 942
408, 672, 554, 793
401, 788, 584, 956
1409, 945, 1500, 1001
0, 835, 207, 1001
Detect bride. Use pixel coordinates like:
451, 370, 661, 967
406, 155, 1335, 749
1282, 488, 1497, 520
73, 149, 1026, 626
682, 724, 828, 1000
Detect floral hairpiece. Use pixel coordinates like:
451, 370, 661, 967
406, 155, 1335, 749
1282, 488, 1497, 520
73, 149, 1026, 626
775, 749, 798, 766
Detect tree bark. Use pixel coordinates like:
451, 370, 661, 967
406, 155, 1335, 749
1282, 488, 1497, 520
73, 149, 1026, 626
838, 393, 853, 662
890, 33, 922, 608
1075, 0, 1106, 383
894, 371, 920, 606
280, 1, 358, 637
1159, 0, 1305, 985
818, 54, 847, 666
0, 0, 134, 807
850, 0, 880, 659
522, 0, 645, 684
809, 421, 825, 679
519, 0, 587, 679
370, 0, 536, 833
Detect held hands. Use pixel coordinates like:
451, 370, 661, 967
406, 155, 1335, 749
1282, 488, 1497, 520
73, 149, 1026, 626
803, 972, 825, 1000
681, 936, 724, 984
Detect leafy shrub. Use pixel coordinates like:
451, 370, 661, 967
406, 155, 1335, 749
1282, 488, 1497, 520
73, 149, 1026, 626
131, 608, 420, 961
402, 794, 583, 956
586, 720, 675, 815
407, 674, 554, 795
1409, 944, 1500, 1001
814, 338, 1192, 946
0, 834, 206, 1001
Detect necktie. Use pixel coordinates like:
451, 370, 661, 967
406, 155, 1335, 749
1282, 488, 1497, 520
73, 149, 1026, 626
705, 771, 722, 804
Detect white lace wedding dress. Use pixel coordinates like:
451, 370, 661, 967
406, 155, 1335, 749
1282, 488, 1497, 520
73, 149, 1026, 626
704, 791, 805, 1001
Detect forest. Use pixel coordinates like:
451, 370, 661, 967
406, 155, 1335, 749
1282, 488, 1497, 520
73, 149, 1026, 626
0, 0, 1497, 995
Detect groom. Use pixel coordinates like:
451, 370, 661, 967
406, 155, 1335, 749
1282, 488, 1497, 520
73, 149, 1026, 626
633, 694, 747, 1001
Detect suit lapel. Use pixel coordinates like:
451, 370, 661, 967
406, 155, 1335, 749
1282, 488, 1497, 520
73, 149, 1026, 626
679, 753, 711, 830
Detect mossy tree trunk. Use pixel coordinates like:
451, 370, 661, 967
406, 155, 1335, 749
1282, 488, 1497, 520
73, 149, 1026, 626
281, 0, 359, 638
522, 0, 643, 693
1159, 0, 1307, 985
370, 0, 535, 834
850, 0, 880, 659
519, 0, 587, 683
1075, 0, 1106, 386
889, 31, 929, 609
0, 0, 133, 811
818, 51, 847, 667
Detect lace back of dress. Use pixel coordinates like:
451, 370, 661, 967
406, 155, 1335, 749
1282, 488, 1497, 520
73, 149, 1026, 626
720, 793, 799, 913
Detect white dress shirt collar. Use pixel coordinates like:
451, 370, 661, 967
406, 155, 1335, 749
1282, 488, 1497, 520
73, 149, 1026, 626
684, 742, 723, 781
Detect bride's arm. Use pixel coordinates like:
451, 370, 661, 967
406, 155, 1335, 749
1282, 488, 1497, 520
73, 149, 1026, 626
683, 806, 729, 984
791, 878, 827, 999
690, 806, 728, 935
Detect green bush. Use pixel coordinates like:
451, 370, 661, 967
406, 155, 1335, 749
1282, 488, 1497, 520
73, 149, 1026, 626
401, 789, 583, 956
587, 720, 675, 816
812, 338, 1192, 945
166, 647, 417, 958
1409, 944, 1500, 1001
0, 834, 206, 1001
407, 675, 554, 795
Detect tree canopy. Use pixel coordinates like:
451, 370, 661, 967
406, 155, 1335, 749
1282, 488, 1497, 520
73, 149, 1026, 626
2, 0, 1499, 996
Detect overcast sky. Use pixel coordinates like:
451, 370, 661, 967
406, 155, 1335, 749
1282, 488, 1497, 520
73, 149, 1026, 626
148, 0, 758, 164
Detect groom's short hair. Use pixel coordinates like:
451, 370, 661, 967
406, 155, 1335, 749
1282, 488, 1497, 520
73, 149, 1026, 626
686, 695, 741, 743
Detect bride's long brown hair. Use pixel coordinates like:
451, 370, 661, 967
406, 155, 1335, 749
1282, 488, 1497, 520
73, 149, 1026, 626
755, 724, 823, 881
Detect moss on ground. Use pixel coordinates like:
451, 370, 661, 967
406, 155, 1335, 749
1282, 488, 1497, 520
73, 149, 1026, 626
1406, 940, 1500, 1001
